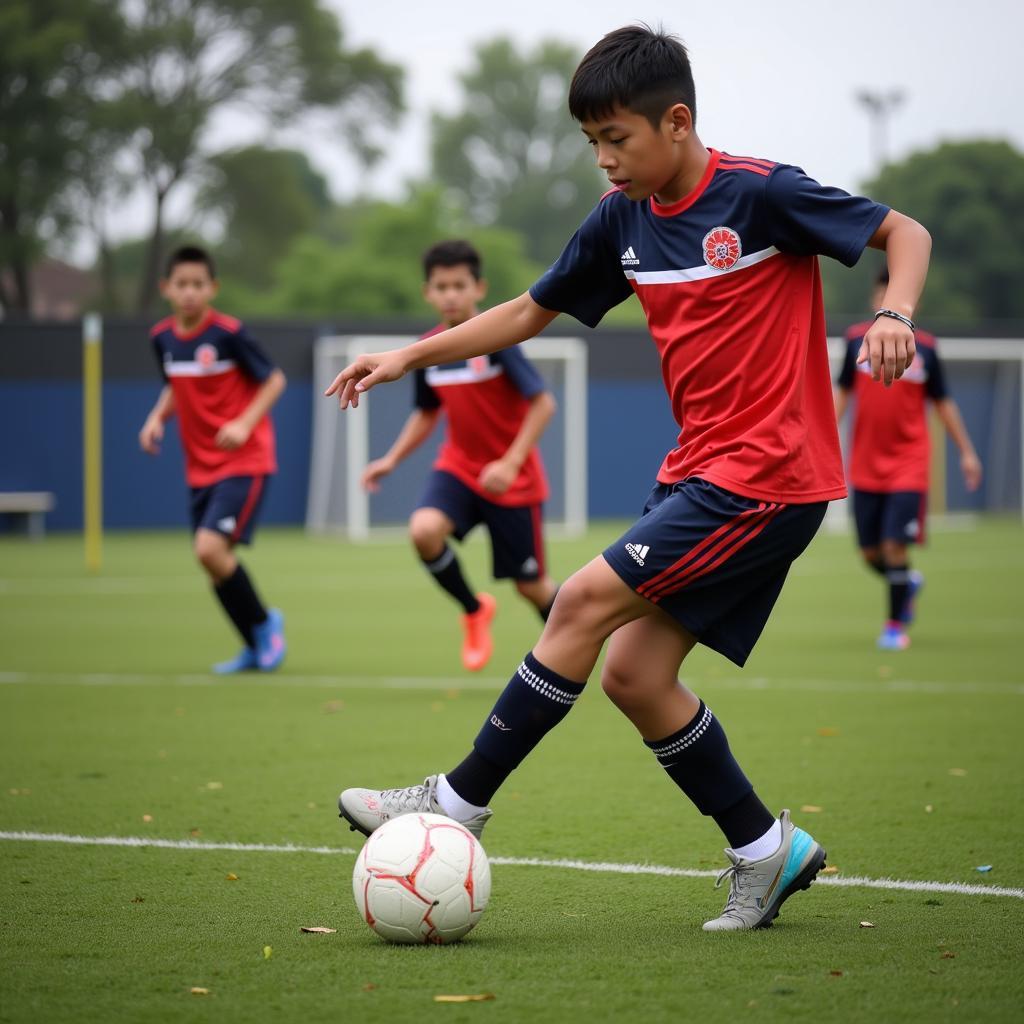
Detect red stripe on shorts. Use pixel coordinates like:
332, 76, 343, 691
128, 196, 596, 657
231, 476, 264, 543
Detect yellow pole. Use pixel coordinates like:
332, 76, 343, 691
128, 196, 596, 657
83, 312, 103, 572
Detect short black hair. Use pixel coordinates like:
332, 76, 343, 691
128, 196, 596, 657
422, 240, 482, 281
166, 245, 216, 279
569, 24, 696, 129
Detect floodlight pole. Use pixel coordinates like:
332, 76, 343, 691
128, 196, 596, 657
856, 89, 905, 170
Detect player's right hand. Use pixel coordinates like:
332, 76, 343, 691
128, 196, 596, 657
324, 349, 407, 409
361, 458, 394, 493
139, 417, 163, 455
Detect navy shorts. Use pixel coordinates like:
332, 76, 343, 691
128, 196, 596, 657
852, 489, 927, 548
417, 470, 545, 581
189, 475, 269, 546
603, 478, 827, 667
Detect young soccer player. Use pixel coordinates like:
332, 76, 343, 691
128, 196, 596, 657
836, 268, 982, 650
139, 245, 287, 674
326, 26, 931, 930
360, 240, 559, 672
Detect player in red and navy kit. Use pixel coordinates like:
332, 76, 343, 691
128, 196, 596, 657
328, 27, 931, 931
836, 269, 982, 650
361, 241, 559, 671
139, 246, 287, 673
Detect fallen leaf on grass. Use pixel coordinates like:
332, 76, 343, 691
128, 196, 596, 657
924, 805, 934, 814
817, 728, 840, 737
829, 970, 843, 977
948, 768, 967, 777
205, 781, 223, 790
800, 805, 823, 813
263, 946, 273, 960
940, 951, 956, 959
189, 828, 201, 837
300, 927, 337, 934
142, 814, 153, 823
362, 983, 377, 992
821, 865, 839, 875
433, 994, 496, 1003
131, 896, 145, 904
226, 873, 239, 881
190, 987, 210, 996
322, 700, 345, 714
859, 921, 875, 928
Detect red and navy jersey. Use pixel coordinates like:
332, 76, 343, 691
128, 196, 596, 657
414, 325, 549, 507
150, 308, 278, 487
530, 148, 889, 504
838, 324, 947, 492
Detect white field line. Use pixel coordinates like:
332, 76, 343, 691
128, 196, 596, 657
2, 830, 1021, 901
0, 670, 1021, 696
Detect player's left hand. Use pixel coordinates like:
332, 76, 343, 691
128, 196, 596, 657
857, 318, 916, 387
216, 420, 251, 450
961, 452, 983, 492
478, 458, 518, 496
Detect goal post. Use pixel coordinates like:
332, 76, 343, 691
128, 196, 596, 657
307, 335, 588, 540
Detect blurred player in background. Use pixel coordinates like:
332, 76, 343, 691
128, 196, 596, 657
139, 245, 287, 673
328, 26, 931, 931
836, 268, 982, 650
361, 240, 559, 671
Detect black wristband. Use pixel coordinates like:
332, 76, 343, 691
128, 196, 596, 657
873, 308, 915, 332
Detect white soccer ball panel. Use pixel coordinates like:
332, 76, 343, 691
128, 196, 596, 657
351, 812, 490, 945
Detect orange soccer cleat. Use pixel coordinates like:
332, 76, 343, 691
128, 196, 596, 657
461, 593, 497, 672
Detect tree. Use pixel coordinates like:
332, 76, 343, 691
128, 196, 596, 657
430, 38, 605, 264
238, 187, 543, 318
822, 140, 1024, 322
0, 0, 121, 312
108, 0, 403, 313
199, 146, 331, 290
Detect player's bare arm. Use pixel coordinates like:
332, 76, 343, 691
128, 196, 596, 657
935, 397, 983, 491
139, 386, 176, 455
361, 408, 440, 493
479, 390, 557, 496
216, 368, 287, 451
861, 210, 932, 386
325, 293, 559, 409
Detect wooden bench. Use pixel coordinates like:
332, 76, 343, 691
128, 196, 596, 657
0, 492, 56, 539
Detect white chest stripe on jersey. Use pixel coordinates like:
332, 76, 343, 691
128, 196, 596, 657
164, 359, 237, 377
624, 245, 780, 285
425, 362, 504, 386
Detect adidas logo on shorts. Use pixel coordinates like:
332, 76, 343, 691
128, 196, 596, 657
625, 542, 650, 566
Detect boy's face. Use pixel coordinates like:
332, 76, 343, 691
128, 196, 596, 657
581, 104, 691, 202
423, 264, 486, 327
160, 261, 217, 321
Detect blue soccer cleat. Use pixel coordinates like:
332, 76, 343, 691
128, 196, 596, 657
703, 809, 827, 930
213, 647, 259, 674
253, 607, 286, 671
900, 570, 924, 625
877, 621, 911, 651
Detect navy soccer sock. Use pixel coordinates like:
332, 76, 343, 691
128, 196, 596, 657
886, 564, 911, 622
422, 544, 479, 614
214, 563, 268, 648
446, 651, 585, 806
645, 701, 775, 848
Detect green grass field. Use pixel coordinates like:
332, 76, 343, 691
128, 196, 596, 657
2, 520, 1022, 1023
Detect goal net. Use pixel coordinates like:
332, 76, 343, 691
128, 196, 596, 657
307, 336, 588, 539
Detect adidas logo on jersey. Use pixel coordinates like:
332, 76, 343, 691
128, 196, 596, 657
620, 245, 640, 266
625, 542, 650, 566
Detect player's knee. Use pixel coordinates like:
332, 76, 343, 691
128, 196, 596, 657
600, 658, 640, 708
544, 573, 604, 634
409, 510, 447, 556
194, 532, 228, 574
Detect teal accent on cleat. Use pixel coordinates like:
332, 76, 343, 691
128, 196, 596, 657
213, 647, 258, 674
253, 608, 286, 671
877, 622, 911, 650
703, 809, 826, 931
900, 570, 924, 625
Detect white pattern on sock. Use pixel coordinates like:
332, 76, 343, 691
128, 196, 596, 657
732, 819, 782, 861
436, 774, 488, 822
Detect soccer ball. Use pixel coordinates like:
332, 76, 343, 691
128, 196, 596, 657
352, 813, 491, 945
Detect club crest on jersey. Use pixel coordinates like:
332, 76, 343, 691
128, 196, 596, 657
195, 342, 218, 368
702, 226, 742, 270
468, 355, 490, 375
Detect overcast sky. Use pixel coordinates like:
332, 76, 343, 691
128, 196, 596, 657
109, 0, 1023, 253
311, 0, 1023, 198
